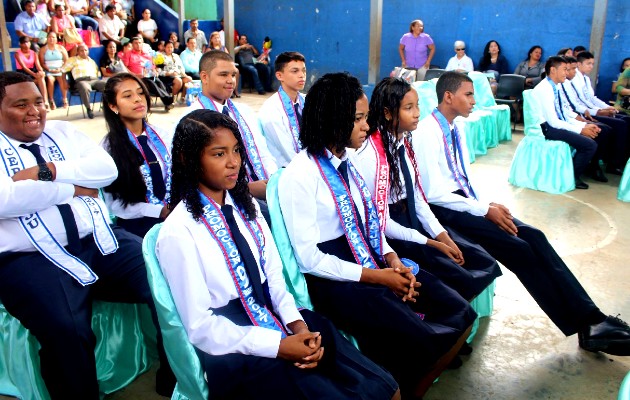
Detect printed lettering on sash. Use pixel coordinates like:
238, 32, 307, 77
277, 86, 303, 153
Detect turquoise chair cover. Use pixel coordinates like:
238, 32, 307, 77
469, 71, 512, 143
617, 158, 630, 202
467, 281, 495, 343
0, 301, 155, 399
508, 90, 575, 194
142, 224, 209, 400
619, 370, 630, 400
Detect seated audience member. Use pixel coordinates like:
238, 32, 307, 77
573, 45, 587, 57
157, 109, 401, 400
235, 34, 273, 95
99, 40, 127, 78
445, 40, 474, 73
98, 4, 125, 45
14, 0, 50, 52
477, 40, 508, 95
278, 72, 476, 397
613, 58, 630, 95
35, 0, 51, 23
156, 40, 165, 54
179, 37, 203, 80
557, 47, 573, 57
50, 3, 80, 57
183, 18, 207, 52
258, 51, 306, 167
0, 71, 175, 399
15, 36, 49, 110
514, 45, 545, 89
158, 41, 191, 101
61, 43, 104, 118
560, 55, 629, 176
103, 0, 134, 29
137, 8, 158, 50
177, 50, 277, 205
101, 73, 171, 237
39, 31, 69, 109
120, 36, 174, 112
354, 76, 501, 301
412, 71, 630, 358
615, 65, 630, 116
208, 30, 240, 97
168, 31, 185, 54
68, 0, 99, 31
398, 19, 435, 81
532, 56, 606, 187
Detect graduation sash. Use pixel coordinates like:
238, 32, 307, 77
431, 109, 477, 199
0, 131, 118, 286
198, 94, 268, 180
198, 191, 286, 336
277, 86, 304, 153
126, 123, 171, 205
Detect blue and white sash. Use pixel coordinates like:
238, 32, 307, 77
126, 124, 171, 204
277, 87, 304, 153
314, 154, 383, 269
0, 131, 118, 286
432, 109, 477, 200
198, 192, 286, 336
198, 94, 268, 180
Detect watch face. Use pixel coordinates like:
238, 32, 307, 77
38, 163, 54, 181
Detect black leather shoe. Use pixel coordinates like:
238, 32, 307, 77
606, 166, 624, 176
458, 342, 473, 355
588, 167, 609, 182
155, 365, 176, 397
579, 315, 630, 356
447, 355, 463, 369
87, 109, 94, 119
575, 179, 589, 189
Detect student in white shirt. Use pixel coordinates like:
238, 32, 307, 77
532, 56, 605, 188
413, 71, 630, 357
101, 73, 172, 237
353, 77, 501, 301
259, 51, 306, 167
157, 109, 400, 400
0, 71, 174, 399
278, 72, 476, 398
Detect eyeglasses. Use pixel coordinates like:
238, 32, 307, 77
456, 48, 465, 51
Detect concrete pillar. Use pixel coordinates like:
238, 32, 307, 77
589, 0, 608, 83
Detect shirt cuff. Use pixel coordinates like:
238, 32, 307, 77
250, 327, 283, 358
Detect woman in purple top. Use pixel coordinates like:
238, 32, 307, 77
398, 19, 435, 81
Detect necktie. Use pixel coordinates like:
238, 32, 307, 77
20, 143, 82, 254
137, 135, 166, 201
561, 85, 579, 113
221, 204, 268, 306
222, 105, 230, 116
293, 102, 302, 126
398, 145, 421, 230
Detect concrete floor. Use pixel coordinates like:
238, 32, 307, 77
8, 93, 630, 399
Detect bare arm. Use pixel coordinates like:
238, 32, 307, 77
398, 43, 406, 67
424, 44, 436, 68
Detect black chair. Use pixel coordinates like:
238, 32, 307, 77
495, 74, 526, 131
424, 68, 446, 81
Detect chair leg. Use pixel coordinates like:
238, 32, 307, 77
66, 95, 71, 117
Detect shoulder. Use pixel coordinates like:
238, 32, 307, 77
158, 203, 196, 242
283, 151, 315, 177
259, 93, 281, 112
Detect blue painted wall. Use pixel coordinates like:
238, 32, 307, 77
231, 0, 629, 101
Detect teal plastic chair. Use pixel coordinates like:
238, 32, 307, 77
142, 224, 209, 400
619, 371, 630, 400
0, 301, 155, 399
508, 90, 576, 194
617, 158, 630, 202
266, 169, 495, 344
469, 71, 512, 143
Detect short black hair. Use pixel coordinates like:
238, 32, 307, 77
186, 36, 196, 44
564, 56, 578, 64
0, 71, 34, 105
199, 50, 233, 74
105, 4, 115, 12
577, 51, 595, 63
573, 45, 587, 53
274, 51, 305, 72
545, 56, 567, 75
435, 71, 472, 103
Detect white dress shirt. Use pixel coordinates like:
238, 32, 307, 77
352, 137, 446, 244
100, 126, 173, 219
532, 78, 586, 134
156, 193, 303, 358
0, 120, 117, 253
445, 55, 474, 72
278, 150, 394, 283
412, 115, 490, 216
572, 70, 610, 112
560, 78, 590, 116
258, 91, 304, 167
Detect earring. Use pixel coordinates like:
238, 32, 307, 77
114, 110, 118, 115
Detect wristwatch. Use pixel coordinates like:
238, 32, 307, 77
38, 163, 53, 181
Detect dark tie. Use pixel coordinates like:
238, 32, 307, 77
222, 105, 230, 116
293, 102, 302, 126
221, 204, 268, 306
137, 135, 166, 201
450, 128, 458, 162
561, 85, 579, 114
20, 143, 82, 254
398, 145, 421, 230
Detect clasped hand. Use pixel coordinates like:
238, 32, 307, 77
278, 321, 324, 369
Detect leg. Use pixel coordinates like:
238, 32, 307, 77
254, 63, 272, 92
55, 75, 68, 106
171, 76, 182, 97
233, 69, 241, 96
73, 15, 83, 29
46, 75, 56, 109
243, 63, 265, 94
75, 80, 93, 111
416, 66, 428, 81
35, 74, 48, 108
593, 115, 628, 170
542, 123, 597, 180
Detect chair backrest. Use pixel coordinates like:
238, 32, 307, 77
142, 224, 209, 400
468, 71, 497, 108
412, 80, 438, 121
619, 370, 630, 400
266, 169, 314, 310
424, 68, 446, 81
496, 74, 526, 99
522, 89, 545, 137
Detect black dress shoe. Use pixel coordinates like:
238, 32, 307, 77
87, 109, 94, 119
458, 342, 473, 355
579, 315, 630, 356
447, 355, 463, 369
605, 166, 624, 176
155, 365, 176, 397
575, 179, 589, 189
588, 167, 608, 182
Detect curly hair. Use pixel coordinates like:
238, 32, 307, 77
102, 73, 153, 206
367, 77, 413, 200
170, 109, 256, 221
299, 72, 364, 157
